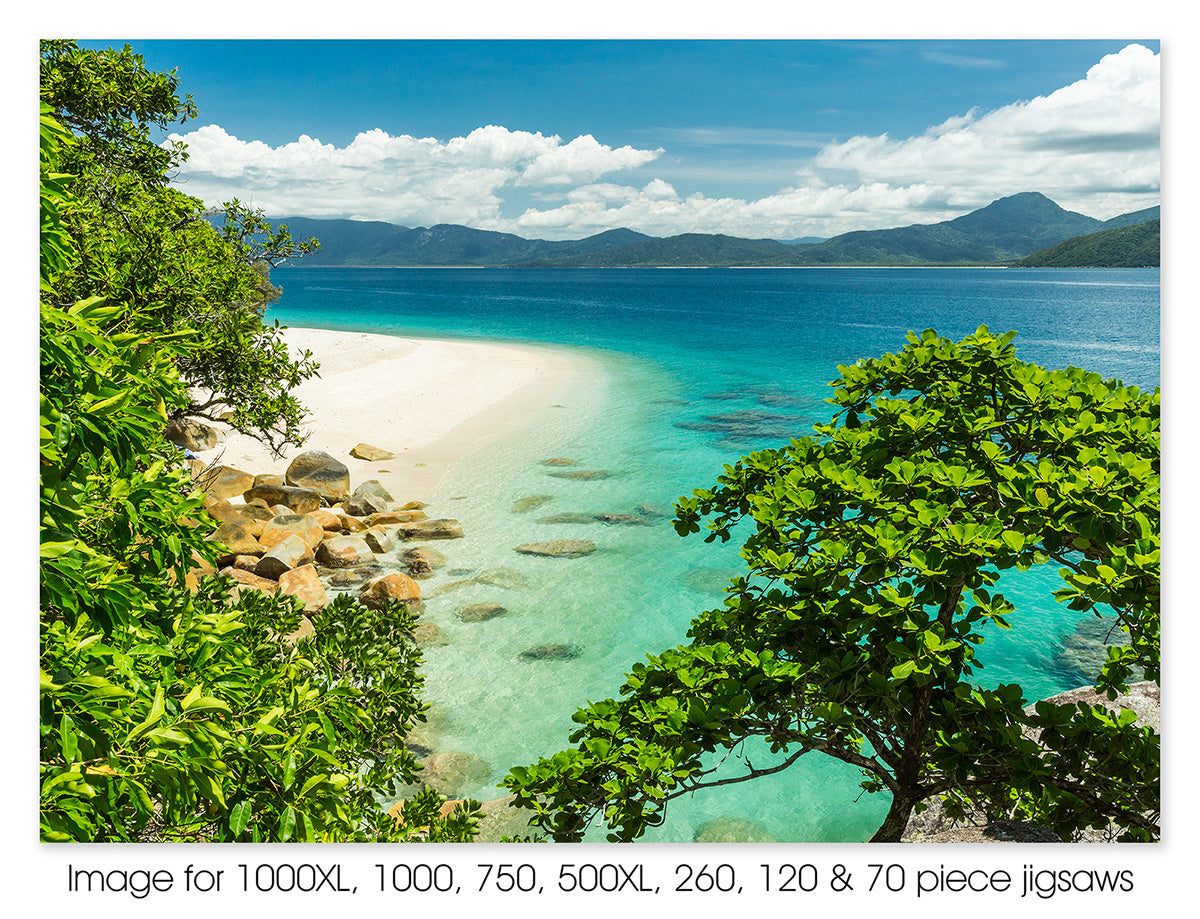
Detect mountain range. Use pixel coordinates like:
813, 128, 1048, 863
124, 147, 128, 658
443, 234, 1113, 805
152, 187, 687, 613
269, 192, 1159, 268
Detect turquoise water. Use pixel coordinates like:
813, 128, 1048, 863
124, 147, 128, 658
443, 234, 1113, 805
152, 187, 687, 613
268, 266, 1160, 842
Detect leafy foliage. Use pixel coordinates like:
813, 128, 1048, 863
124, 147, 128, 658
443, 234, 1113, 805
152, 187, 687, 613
40, 44, 475, 843
506, 327, 1159, 842
41, 39, 320, 455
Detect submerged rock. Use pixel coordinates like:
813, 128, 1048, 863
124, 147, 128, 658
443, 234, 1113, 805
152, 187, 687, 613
546, 469, 615, 480
693, 816, 780, 844
540, 458, 580, 466
456, 602, 508, 622
513, 494, 555, 513
515, 539, 596, 558
537, 513, 603, 525
419, 750, 492, 797
519, 643, 582, 661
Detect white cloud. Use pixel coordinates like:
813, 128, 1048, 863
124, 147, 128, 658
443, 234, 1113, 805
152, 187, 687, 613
807, 44, 1160, 220
166, 44, 1159, 240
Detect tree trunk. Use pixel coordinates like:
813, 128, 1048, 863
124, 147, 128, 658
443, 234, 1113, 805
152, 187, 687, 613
869, 793, 915, 842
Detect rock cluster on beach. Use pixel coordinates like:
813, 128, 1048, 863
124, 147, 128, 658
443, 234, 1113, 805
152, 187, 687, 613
182, 439, 659, 839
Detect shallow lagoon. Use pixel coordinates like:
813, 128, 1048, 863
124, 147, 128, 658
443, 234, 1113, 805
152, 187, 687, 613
269, 266, 1159, 842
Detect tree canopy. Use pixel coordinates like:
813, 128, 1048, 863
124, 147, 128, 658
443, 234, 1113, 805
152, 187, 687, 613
39, 41, 475, 842
505, 327, 1159, 842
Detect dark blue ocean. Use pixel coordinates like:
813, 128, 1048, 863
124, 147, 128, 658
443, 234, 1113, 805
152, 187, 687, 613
269, 266, 1160, 842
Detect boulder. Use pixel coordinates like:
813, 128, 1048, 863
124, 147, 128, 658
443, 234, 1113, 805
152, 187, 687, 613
164, 418, 219, 452
279, 615, 316, 647
402, 546, 446, 579
367, 509, 428, 526
243, 483, 322, 515
456, 602, 508, 623
232, 555, 261, 572
315, 535, 375, 568
259, 514, 326, 551
395, 518, 464, 540
182, 550, 216, 591
204, 499, 249, 526
334, 513, 369, 533
285, 449, 351, 502
238, 504, 277, 523
350, 443, 396, 461
254, 473, 285, 488
345, 492, 389, 517
255, 534, 315, 580
363, 527, 395, 554
353, 479, 394, 503
219, 566, 277, 594
515, 540, 596, 558
276, 564, 328, 615
206, 522, 263, 562
197, 465, 256, 501
310, 508, 346, 532
360, 572, 423, 610
327, 567, 381, 587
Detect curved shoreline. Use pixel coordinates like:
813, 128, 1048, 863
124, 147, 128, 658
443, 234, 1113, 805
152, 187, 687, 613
209, 327, 600, 500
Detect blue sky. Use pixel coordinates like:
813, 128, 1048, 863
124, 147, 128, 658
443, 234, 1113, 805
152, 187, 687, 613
88, 38, 1161, 240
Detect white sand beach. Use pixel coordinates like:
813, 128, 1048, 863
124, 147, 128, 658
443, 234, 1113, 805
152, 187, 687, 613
207, 328, 592, 500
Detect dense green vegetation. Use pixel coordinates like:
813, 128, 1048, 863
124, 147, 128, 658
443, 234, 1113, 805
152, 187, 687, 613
506, 327, 1159, 842
1017, 219, 1160, 267
39, 41, 476, 842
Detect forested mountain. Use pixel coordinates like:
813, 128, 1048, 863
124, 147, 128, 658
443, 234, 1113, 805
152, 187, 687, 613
268, 193, 1159, 268
1016, 218, 1160, 267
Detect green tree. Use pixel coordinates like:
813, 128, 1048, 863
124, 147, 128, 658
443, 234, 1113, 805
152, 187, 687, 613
40, 39, 319, 454
506, 327, 1159, 842
40, 47, 475, 842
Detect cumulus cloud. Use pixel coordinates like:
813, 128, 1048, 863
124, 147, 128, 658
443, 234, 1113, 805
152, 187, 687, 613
806, 43, 1160, 221
167, 44, 1159, 240
168, 123, 663, 228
